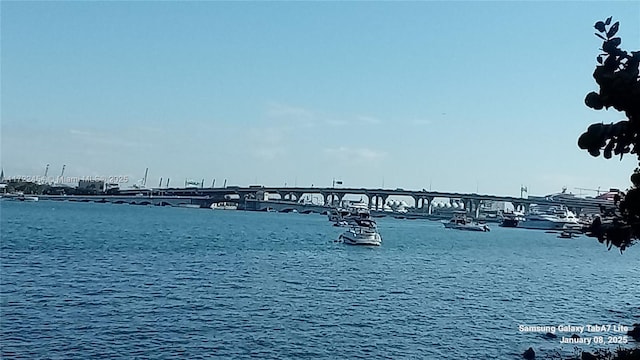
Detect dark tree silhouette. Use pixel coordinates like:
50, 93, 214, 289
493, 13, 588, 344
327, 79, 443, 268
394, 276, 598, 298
578, 17, 640, 252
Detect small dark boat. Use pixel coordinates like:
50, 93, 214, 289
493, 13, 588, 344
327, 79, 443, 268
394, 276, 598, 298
500, 212, 525, 228
558, 231, 575, 239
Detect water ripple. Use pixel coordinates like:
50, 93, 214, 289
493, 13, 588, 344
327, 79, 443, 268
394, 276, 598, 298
1, 201, 639, 359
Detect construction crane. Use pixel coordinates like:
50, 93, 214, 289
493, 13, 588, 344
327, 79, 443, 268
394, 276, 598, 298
574, 187, 602, 196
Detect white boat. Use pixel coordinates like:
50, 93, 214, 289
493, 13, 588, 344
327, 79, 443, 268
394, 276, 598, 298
328, 207, 351, 222
11, 195, 39, 202
177, 203, 200, 209
339, 219, 382, 246
328, 200, 372, 226
210, 202, 238, 210
443, 214, 490, 232
518, 205, 581, 231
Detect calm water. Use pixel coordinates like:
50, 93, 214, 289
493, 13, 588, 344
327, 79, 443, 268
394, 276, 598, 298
1, 201, 638, 359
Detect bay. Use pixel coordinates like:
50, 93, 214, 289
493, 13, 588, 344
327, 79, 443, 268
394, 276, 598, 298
1, 201, 638, 359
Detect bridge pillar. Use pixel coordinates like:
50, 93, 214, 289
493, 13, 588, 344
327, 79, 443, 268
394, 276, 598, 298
321, 192, 330, 206
413, 195, 421, 209
513, 202, 531, 214
293, 192, 304, 202
513, 202, 524, 213
461, 198, 469, 211
473, 199, 480, 219
461, 198, 479, 218
381, 195, 389, 211
326, 193, 344, 207
325, 193, 333, 206
425, 196, 434, 214
512, 202, 520, 212
370, 194, 381, 210
367, 194, 374, 209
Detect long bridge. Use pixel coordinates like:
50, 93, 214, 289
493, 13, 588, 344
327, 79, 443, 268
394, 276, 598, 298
103, 185, 611, 215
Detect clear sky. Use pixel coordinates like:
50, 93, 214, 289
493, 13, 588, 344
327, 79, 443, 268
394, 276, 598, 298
2, 1, 639, 197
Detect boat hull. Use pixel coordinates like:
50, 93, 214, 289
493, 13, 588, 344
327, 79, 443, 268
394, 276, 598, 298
517, 220, 581, 231
16, 196, 39, 202
500, 219, 520, 227
443, 223, 490, 232
339, 228, 382, 246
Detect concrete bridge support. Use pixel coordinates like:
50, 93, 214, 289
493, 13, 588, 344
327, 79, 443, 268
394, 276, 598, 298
462, 198, 481, 218
424, 196, 434, 214
365, 193, 386, 210
374, 194, 389, 211
377, 195, 384, 210
324, 192, 345, 207
413, 196, 422, 210
512, 202, 530, 214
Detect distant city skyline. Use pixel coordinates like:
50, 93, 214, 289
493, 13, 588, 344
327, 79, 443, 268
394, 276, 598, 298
2, 2, 639, 197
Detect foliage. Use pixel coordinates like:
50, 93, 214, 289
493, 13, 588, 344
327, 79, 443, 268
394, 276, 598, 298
578, 17, 640, 251
5, 180, 48, 195
3, 180, 98, 195
566, 347, 640, 360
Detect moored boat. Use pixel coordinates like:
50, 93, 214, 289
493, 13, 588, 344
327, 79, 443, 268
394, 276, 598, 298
329, 200, 373, 227
339, 219, 382, 246
518, 205, 581, 231
210, 202, 238, 210
13, 195, 39, 202
500, 211, 525, 227
177, 203, 200, 209
443, 214, 490, 232
558, 230, 578, 239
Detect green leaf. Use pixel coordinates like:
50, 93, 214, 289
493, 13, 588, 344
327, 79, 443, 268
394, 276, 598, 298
595, 21, 606, 32
607, 22, 619, 38
595, 32, 607, 40
605, 17, 612, 25
597, 55, 603, 64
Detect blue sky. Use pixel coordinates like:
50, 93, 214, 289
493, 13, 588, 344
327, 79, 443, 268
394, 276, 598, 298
2, 1, 639, 197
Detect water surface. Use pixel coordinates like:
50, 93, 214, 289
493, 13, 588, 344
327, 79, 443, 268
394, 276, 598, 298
1, 201, 638, 359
